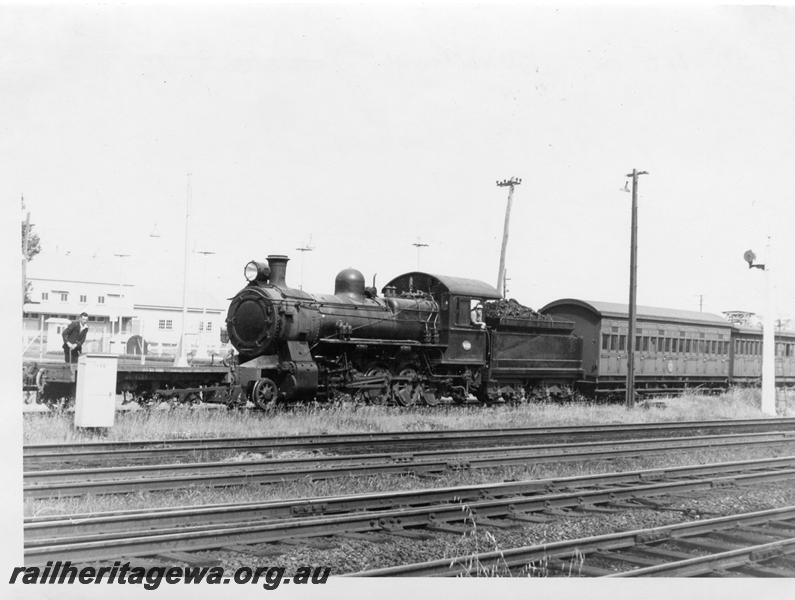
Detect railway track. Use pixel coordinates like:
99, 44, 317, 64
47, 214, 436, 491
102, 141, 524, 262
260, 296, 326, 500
349, 505, 795, 577
24, 431, 795, 498
24, 417, 795, 469
23, 456, 795, 565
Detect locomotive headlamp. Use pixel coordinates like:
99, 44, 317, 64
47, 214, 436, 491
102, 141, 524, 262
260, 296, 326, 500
244, 261, 270, 283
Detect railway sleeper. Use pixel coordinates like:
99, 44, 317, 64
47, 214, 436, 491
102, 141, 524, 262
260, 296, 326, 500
378, 526, 434, 541
152, 551, 221, 567
573, 504, 624, 514
544, 558, 613, 577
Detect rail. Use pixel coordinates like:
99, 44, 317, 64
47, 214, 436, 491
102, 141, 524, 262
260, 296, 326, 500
24, 458, 795, 565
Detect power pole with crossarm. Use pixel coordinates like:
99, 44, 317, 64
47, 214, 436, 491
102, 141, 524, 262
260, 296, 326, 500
496, 177, 521, 297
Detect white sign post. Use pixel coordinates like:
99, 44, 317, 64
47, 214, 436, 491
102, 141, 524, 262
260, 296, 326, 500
74, 354, 118, 429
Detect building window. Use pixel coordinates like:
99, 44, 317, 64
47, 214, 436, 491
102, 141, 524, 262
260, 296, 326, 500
98, 296, 105, 304
79, 295, 87, 303
159, 320, 173, 330
60, 292, 68, 302
41, 292, 48, 301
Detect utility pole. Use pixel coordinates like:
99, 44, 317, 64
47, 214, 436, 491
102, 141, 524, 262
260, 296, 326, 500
695, 294, 703, 312
195, 249, 215, 356
113, 253, 131, 352
412, 238, 429, 270
174, 173, 191, 367
496, 177, 521, 296
296, 238, 314, 290
744, 243, 776, 415
625, 168, 648, 409
21, 194, 30, 305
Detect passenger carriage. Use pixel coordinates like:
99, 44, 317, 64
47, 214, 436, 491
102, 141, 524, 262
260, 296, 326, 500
540, 299, 733, 398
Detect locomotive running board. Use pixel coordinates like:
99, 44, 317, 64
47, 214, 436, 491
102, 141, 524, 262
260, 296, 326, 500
238, 355, 280, 369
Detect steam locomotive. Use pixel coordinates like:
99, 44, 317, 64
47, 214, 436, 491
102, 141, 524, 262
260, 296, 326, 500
226, 255, 582, 408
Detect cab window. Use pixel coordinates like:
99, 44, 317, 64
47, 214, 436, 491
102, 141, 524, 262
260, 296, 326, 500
456, 298, 472, 325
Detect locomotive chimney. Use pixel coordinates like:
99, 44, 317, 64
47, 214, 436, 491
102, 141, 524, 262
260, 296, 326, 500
267, 255, 289, 287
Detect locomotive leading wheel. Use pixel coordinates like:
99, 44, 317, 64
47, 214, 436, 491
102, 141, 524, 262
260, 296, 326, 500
251, 377, 279, 410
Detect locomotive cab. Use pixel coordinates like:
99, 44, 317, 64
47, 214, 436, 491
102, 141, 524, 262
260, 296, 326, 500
381, 272, 501, 368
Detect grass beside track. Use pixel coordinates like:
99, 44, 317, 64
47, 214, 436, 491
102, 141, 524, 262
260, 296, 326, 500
22, 388, 795, 444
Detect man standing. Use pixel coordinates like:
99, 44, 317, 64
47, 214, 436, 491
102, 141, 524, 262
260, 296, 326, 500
62, 312, 89, 363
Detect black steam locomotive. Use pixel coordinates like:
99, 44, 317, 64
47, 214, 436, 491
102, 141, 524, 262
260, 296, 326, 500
226, 254, 582, 408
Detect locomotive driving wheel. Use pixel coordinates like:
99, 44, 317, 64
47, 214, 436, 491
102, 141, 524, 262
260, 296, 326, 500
392, 367, 421, 407
251, 377, 280, 410
361, 366, 391, 405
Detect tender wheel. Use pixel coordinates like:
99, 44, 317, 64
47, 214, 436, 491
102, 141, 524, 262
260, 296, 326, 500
251, 377, 280, 410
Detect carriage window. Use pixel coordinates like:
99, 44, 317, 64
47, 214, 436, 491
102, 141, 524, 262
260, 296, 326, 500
602, 334, 610, 350
618, 335, 626, 351
710, 340, 717, 354
649, 337, 657, 353
610, 334, 618, 351
664, 338, 671, 352
685, 339, 691, 353
672, 338, 678, 353
642, 336, 649, 352
635, 336, 641, 351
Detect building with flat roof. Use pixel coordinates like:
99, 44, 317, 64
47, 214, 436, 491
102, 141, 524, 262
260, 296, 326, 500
23, 253, 229, 361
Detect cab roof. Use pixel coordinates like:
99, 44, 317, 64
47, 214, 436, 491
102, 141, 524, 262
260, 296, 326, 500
383, 272, 502, 299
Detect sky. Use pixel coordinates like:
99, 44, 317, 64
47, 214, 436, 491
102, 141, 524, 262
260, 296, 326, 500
3, 3, 795, 592
4, 3, 795, 322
